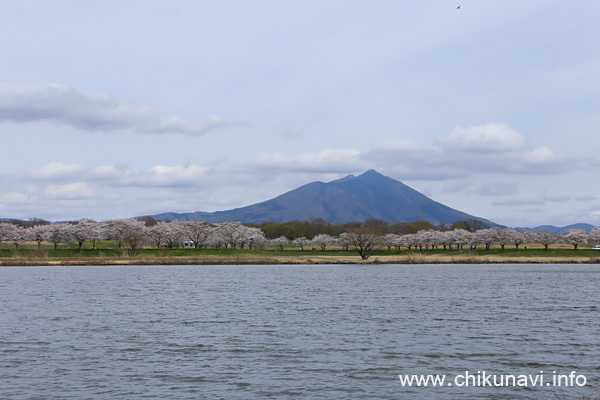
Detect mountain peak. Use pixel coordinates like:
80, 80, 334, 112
353, 170, 396, 185
148, 170, 494, 225
363, 169, 379, 174
358, 169, 383, 178
331, 174, 356, 183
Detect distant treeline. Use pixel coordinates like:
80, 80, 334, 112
245, 218, 490, 240
3, 217, 491, 240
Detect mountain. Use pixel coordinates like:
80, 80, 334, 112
517, 223, 596, 234
147, 170, 496, 226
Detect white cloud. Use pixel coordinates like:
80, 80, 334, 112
92, 164, 210, 187
251, 149, 369, 173
366, 123, 585, 179
242, 123, 591, 181
0, 191, 32, 204
523, 147, 562, 165
437, 123, 528, 153
0, 83, 228, 136
25, 161, 85, 180
1, 121, 595, 225
91, 165, 126, 180
44, 182, 94, 200
144, 165, 210, 186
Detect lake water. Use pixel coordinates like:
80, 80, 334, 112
1, 264, 599, 399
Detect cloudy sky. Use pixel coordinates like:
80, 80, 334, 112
1, 0, 599, 227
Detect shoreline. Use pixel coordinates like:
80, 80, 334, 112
2, 254, 600, 266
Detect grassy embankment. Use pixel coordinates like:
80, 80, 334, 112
1, 242, 600, 266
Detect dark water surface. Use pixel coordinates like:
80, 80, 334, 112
1, 264, 599, 399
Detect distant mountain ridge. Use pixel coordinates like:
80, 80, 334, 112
516, 223, 596, 234
147, 170, 497, 225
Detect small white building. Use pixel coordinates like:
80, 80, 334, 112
182, 241, 195, 249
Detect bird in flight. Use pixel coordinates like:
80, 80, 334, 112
456, 5, 461, 9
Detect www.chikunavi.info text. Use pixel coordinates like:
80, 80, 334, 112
399, 370, 588, 387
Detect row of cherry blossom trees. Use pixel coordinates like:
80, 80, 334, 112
0, 219, 268, 255
1, 220, 599, 258
281, 227, 600, 252
376, 227, 600, 251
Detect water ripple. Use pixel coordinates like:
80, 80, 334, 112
0, 264, 599, 399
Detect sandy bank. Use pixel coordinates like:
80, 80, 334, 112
2, 253, 600, 266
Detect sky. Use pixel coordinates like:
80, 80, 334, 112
1, 0, 599, 228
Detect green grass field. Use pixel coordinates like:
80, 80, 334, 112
2, 242, 600, 261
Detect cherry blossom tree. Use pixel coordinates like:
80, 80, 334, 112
382, 233, 401, 250
215, 222, 246, 249
207, 227, 225, 249
292, 237, 310, 250
337, 233, 352, 251
246, 227, 267, 250
119, 219, 147, 256
47, 224, 70, 249
146, 221, 172, 249
507, 228, 530, 250
312, 233, 335, 250
89, 222, 106, 249
269, 236, 288, 251
411, 231, 427, 250
401, 233, 419, 250
590, 227, 600, 245
419, 230, 438, 250
437, 231, 454, 250
164, 221, 185, 248
29, 224, 52, 249
68, 218, 99, 250
343, 230, 381, 260
449, 229, 472, 250
381, 233, 400, 250
6, 225, 28, 251
237, 224, 266, 249
0, 222, 14, 246
105, 219, 132, 248
486, 227, 507, 250
562, 229, 588, 250
183, 221, 213, 249
473, 228, 497, 250
534, 230, 560, 250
